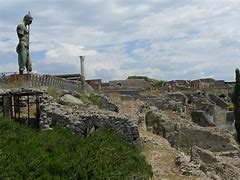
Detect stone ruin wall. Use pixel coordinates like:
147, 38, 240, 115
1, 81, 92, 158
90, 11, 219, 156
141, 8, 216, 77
106, 79, 151, 91
145, 110, 238, 153
0, 88, 139, 145
39, 95, 139, 145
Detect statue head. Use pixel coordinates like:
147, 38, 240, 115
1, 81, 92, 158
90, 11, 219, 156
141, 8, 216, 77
23, 14, 33, 25
236, 68, 239, 74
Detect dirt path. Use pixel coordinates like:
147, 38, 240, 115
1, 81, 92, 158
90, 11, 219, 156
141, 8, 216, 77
108, 93, 202, 179
139, 127, 201, 180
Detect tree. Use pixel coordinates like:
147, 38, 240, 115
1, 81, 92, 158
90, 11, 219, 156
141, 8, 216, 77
233, 68, 240, 142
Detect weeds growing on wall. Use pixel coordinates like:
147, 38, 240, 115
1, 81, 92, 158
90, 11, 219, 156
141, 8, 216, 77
47, 86, 63, 102
79, 90, 89, 103
88, 93, 102, 107
79, 91, 102, 108
0, 118, 152, 179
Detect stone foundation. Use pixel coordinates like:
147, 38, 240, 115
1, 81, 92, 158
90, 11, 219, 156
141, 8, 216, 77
39, 95, 139, 145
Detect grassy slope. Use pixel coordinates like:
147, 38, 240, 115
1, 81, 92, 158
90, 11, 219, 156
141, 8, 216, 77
0, 118, 152, 179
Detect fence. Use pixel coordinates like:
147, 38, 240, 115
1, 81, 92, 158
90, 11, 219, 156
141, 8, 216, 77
0, 73, 93, 93
1, 90, 43, 129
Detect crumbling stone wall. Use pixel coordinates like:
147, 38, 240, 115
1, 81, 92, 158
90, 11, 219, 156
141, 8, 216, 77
208, 93, 228, 109
179, 125, 237, 152
191, 110, 215, 127
226, 111, 235, 123
167, 92, 188, 104
39, 95, 139, 145
98, 94, 119, 112
176, 146, 240, 179
145, 110, 238, 153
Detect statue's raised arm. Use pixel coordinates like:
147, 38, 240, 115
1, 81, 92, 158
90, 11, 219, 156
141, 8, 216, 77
16, 13, 33, 74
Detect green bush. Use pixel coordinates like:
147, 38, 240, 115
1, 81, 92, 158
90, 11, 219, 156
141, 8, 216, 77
0, 118, 152, 179
150, 79, 165, 89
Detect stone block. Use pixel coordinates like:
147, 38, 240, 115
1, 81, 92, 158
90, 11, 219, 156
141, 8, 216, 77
209, 94, 228, 109
191, 110, 215, 127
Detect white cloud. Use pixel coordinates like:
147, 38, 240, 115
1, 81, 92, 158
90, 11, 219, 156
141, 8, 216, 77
0, 63, 18, 73
46, 43, 96, 58
0, 0, 240, 81
43, 43, 97, 66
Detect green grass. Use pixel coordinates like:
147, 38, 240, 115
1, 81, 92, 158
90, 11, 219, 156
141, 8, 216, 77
79, 90, 90, 103
88, 94, 102, 107
47, 86, 64, 102
79, 91, 103, 109
0, 106, 2, 117
0, 118, 152, 179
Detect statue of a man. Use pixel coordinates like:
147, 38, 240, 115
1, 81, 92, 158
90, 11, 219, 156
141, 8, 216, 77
16, 14, 33, 74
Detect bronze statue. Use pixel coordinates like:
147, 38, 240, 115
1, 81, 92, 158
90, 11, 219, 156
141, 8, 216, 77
16, 13, 33, 74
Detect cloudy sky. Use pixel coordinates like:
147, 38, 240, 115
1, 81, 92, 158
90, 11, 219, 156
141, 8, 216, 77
0, 0, 240, 81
